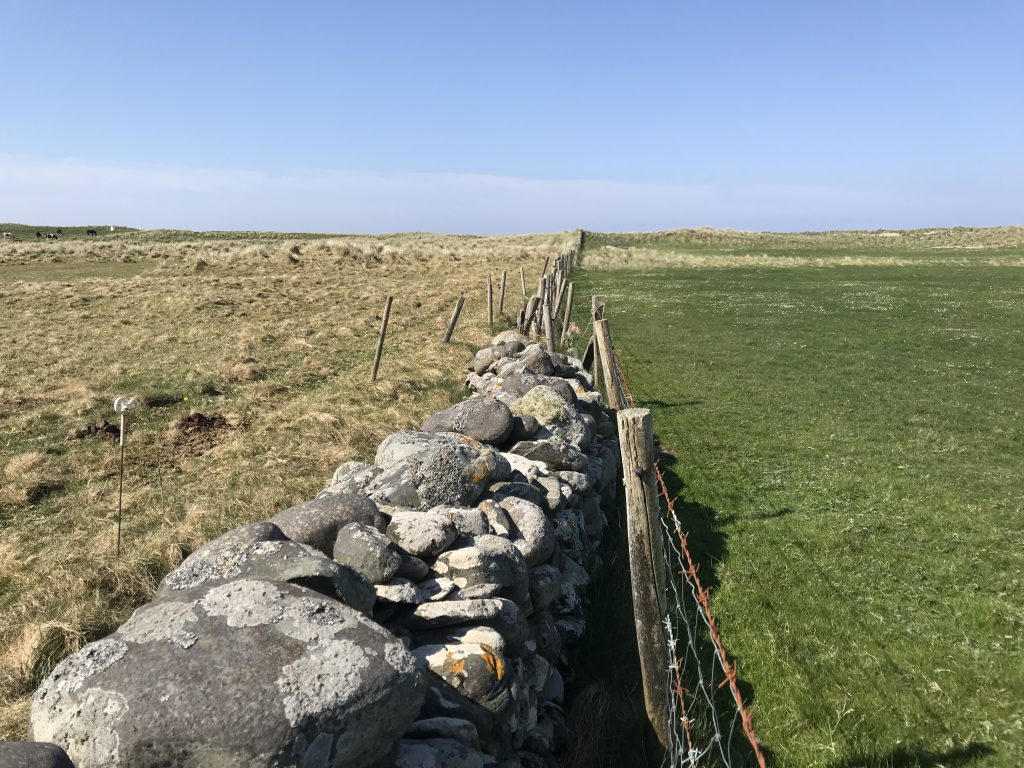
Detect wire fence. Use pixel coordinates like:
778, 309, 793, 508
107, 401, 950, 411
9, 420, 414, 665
614, 349, 768, 768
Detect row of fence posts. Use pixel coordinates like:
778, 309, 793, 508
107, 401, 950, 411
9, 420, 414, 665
371, 230, 585, 382
586, 293, 670, 753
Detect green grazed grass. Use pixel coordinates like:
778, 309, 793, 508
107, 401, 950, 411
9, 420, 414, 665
571, 235, 1024, 767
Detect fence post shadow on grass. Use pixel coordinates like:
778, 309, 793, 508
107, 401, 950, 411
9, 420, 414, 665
655, 448, 777, 768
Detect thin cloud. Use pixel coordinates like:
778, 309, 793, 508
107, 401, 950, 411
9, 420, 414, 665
0, 155, 1018, 233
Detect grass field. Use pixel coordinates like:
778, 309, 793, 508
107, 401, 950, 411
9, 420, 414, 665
0, 228, 571, 738
572, 229, 1024, 767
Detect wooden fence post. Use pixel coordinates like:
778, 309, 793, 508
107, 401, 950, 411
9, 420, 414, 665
590, 295, 605, 393
370, 294, 393, 382
443, 293, 465, 343
520, 266, 527, 297
498, 270, 507, 317
617, 408, 669, 749
487, 273, 494, 326
560, 282, 575, 344
543, 300, 555, 353
594, 318, 626, 410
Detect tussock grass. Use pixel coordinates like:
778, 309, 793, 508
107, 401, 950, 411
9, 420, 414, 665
572, 229, 1024, 767
0, 229, 573, 738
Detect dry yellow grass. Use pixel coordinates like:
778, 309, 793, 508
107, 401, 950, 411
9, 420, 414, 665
0, 229, 573, 738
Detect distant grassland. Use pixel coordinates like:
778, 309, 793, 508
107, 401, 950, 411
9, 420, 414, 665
572, 227, 1024, 767
0, 229, 571, 738
583, 227, 1024, 269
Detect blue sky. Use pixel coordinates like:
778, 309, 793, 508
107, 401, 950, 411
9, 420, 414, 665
1, 1, 1021, 233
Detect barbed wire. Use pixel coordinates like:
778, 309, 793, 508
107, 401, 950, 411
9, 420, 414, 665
613, 348, 768, 768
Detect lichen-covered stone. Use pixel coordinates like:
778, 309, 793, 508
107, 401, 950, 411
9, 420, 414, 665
434, 536, 529, 604
369, 441, 506, 510
413, 642, 514, 715
497, 497, 555, 567
488, 482, 548, 512
402, 598, 527, 654
320, 461, 382, 497
375, 577, 424, 605
431, 505, 490, 537
387, 511, 458, 558
174, 521, 286, 573
157, 539, 375, 615
271, 493, 384, 555
30, 579, 425, 768
333, 522, 401, 584
423, 397, 514, 446
509, 386, 566, 426
508, 439, 585, 472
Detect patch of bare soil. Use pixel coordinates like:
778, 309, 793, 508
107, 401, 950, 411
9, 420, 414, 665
167, 412, 232, 457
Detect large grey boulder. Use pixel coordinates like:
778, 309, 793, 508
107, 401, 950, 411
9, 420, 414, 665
423, 398, 514, 446
333, 522, 401, 584
157, 539, 375, 615
271, 493, 384, 555
0, 742, 74, 768
29, 579, 425, 768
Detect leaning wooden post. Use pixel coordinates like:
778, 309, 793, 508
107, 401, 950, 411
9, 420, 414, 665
498, 270, 507, 317
559, 282, 575, 344
370, 294, 393, 382
594, 318, 626, 410
541, 256, 550, 275
487, 273, 494, 326
543, 300, 555, 353
443, 293, 465, 343
591, 294, 606, 396
618, 408, 670, 749
522, 296, 538, 336
520, 266, 527, 297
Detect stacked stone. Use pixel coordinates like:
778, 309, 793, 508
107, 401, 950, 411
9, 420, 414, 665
23, 332, 619, 768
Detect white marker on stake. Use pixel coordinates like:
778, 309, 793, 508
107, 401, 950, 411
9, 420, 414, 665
113, 396, 135, 556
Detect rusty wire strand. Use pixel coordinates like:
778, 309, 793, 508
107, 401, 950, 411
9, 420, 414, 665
612, 347, 768, 768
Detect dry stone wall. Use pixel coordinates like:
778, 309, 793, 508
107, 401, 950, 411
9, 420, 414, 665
15, 329, 620, 768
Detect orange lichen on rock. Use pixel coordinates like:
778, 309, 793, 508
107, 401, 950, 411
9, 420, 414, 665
479, 643, 505, 681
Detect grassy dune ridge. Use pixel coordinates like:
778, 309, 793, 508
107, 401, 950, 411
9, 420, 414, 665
572, 227, 1024, 767
0, 229, 572, 737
